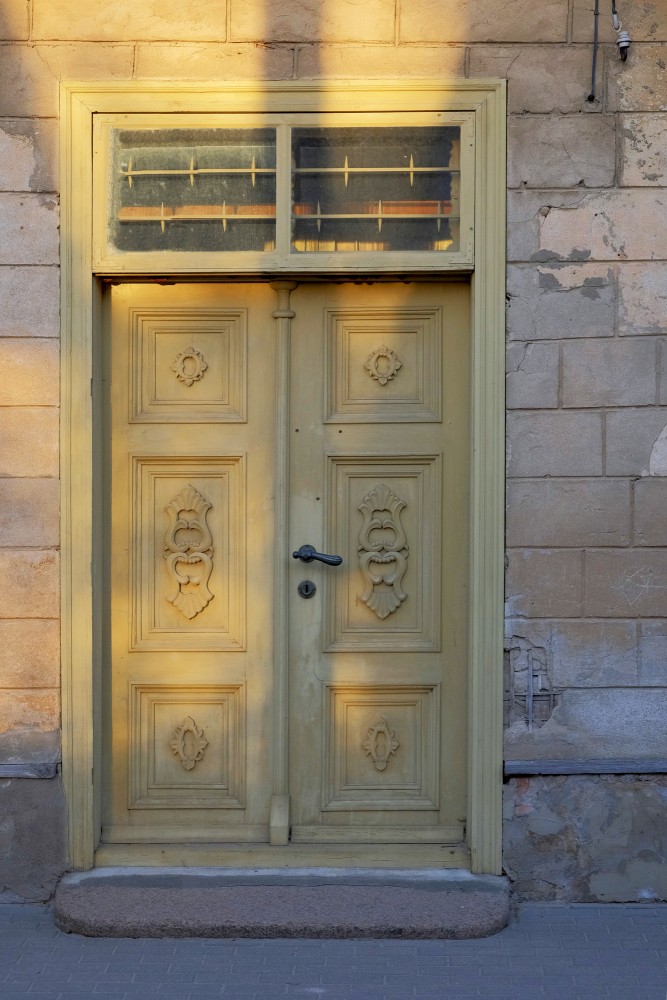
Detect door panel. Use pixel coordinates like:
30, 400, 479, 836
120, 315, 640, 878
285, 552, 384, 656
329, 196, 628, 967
289, 282, 469, 845
104, 283, 277, 843
104, 280, 469, 855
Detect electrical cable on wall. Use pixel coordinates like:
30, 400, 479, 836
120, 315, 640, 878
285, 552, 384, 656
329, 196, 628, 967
588, 1, 632, 102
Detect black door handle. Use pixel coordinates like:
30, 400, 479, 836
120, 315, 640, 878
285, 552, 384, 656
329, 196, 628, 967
292, 544, 343, 566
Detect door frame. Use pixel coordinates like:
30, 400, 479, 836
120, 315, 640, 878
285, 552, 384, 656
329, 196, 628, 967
60, 79, 506, 873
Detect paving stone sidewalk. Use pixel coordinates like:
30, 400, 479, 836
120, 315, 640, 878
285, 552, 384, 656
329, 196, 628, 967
0, 901, 665, 999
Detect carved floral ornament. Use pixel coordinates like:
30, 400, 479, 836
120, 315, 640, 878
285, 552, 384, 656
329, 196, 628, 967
171, 346, 208, 386
363, 716, 400, 771
170, 716, 208, 771
357, 483, 409, 620
364, 345, 402, 386
163, 484, 214, 620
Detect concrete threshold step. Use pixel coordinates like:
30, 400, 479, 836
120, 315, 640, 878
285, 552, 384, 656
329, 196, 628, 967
54, 867, 509, 939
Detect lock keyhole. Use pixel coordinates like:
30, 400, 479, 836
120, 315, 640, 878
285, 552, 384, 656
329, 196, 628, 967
298, 580, 317, 599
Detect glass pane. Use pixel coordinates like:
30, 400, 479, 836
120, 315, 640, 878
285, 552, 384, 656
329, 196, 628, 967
291, 126, 460, 254
109, 129, 277, 253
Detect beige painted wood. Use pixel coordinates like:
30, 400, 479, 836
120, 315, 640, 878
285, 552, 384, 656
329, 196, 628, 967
289, 283, 469, 853
95, 843, 470, 869
103, 283, 277, 843
61, 80, 505, 875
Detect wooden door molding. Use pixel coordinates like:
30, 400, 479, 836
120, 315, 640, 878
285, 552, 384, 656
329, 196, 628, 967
60, 80, 505, 873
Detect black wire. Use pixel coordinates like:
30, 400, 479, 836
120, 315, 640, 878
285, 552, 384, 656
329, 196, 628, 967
588, 0, 600, 102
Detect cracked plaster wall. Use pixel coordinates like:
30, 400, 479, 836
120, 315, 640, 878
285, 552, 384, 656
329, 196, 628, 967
1, 0, 667, 900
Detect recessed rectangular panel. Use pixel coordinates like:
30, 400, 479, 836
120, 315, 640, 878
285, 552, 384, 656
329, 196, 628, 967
326, 457, 441, 650
132, 456, 245, 650
326, 307, 442, 422
324, 685, 440, 810
129, 684, 245, 808
130, 308, 247, 422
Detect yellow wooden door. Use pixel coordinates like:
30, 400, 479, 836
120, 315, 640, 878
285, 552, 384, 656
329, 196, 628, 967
288, 282, 470, 848
104, 280, 469, 856
104, 282, 278, 844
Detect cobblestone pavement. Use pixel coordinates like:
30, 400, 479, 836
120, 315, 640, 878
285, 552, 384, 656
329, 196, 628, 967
0, 901, 665, 999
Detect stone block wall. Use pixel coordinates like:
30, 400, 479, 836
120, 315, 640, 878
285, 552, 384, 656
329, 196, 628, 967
0, 0, 666, 899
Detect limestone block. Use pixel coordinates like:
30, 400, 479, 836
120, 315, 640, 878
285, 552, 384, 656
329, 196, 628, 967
469, 47, 594, 114
508, 115, 615, 189
0, 0, 28, 39
399, 0, 566, 43
0, 408, 59, 477
634, 479, 667, 546
0, 776, 68, 902
0, 620, 59, 688
35, 42, 136, 81
231, 0, 395, 43
504, 774, 667, 901
34, 0, 228, 42
0, 46, 58, 119
0, 551, 59, 618
506, 688, 667, 763
619, 114, 667, 186
607, 45, 667, 112
0, 689, 59, 732
618, 263, 667, 336
507, 264, 615, 341
507, 190, 588, 263
585, 549, 667, 617
0, 727, 60, 764
0, 194, 59, 266
0, 39, 134, 120
0, 340, 58, 404
0, 120, 58, 193
136, 43, 295, 80
562, 338, 657, 408
507, 412, 603, 477
0, 268, 59, 338
515, 189, 667, 263
639, 621, 667, 684
550, 620, 638, 687
506, 480, 631, 548
296, 44, 465, 79
660, 343, 667, 405
506, 342, 558, 409
573, 0, 667, 43
505, 549, 583, 618
605, 407, 667, 476
0, 479, 59, 547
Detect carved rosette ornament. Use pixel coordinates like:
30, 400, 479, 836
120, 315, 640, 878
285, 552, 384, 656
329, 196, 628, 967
170, 716, 208, 771
171, 346, 208, 386
364, 345, 402, 386
357, 483, 409, 620
363, 717, 400, 771
163, 484, 214, 620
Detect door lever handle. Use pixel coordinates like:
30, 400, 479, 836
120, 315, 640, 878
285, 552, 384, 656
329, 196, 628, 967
292, 544, 343, 566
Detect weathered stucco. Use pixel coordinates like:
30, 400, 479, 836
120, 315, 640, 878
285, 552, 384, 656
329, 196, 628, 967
0, 776, 68, 902
504, 776, 667, 902
0, 0, 666, 899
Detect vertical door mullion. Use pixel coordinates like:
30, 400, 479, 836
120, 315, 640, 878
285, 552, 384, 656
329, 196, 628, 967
275, 123, 291, 261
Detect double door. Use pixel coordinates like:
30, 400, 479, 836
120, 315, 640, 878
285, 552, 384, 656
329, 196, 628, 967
102, 280, 469, 861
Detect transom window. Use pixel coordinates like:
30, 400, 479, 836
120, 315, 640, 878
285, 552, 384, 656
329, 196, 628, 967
94, 112, 474, 273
